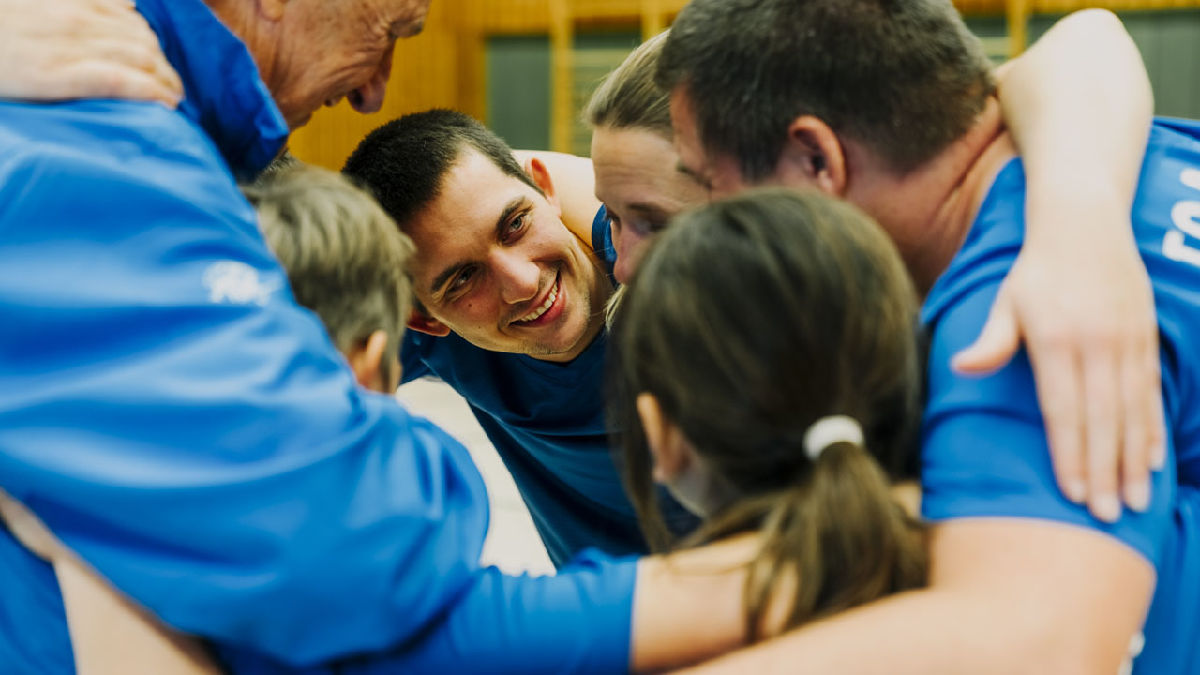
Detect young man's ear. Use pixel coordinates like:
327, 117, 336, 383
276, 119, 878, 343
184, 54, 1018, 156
775, 115, 847, 196
405, 307, 450, 337
636, 393, 692, 483
522, 156, 561, 211
348, 330, 391, 393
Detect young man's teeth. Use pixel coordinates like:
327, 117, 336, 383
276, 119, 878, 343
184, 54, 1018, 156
519, 281, 558, 323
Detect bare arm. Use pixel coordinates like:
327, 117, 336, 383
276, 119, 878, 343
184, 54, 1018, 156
954, 9, 1160, 522
632, 536, 754, 670
676, 520, 1152, 675
0, 0, 181, 106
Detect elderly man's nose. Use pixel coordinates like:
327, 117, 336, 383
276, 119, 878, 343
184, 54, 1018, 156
349, 45, 395, 113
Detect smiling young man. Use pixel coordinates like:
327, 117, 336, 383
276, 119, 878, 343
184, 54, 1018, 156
345, 109, 697, 566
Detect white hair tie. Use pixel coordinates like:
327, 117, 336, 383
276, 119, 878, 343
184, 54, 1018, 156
803, 415, 864, 460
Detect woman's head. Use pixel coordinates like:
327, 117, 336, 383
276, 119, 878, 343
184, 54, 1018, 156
586, 30, 708, 284
613, 188, 926, 634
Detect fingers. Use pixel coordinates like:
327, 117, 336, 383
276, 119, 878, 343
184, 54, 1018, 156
81, 3, 183, 105
0, 0, 182, 106
75, 38, 183, 105
952, 285, 1022, 375
1081, 347, 1122, 522
1027, 336, 1087, 506
1136, 312, 1167, 471
1120, 347, 1151, 513
67, 62, 182, 109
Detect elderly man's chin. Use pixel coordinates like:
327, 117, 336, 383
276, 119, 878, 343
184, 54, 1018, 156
278, 101, 319, 129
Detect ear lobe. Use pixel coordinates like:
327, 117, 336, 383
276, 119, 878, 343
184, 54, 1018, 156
348, 330, 390, 392
405, 309, 451, 337
636, 393, 691, 483
524, 156, 561, 211
778, 115, 847, 197
257, 0, 287, 22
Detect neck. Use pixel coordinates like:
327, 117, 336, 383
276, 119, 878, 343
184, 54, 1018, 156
844, 97, 1016, 295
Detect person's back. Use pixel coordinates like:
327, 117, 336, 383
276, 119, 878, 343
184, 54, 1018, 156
920, 117, 1200, 672
0, 0, 492, 668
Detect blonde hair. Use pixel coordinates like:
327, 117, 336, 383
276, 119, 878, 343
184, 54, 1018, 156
585, 30, 672, 136
243, 163, 415, 359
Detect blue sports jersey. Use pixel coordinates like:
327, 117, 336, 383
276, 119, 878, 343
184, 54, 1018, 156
0, 0, 637, 672
402, 208, 698, 566
921, 118, 1200, 674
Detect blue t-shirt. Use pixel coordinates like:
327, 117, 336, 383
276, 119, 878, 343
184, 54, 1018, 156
0, 0, 637, 672
921, 118, 1200, 674
402, 207, 697, 566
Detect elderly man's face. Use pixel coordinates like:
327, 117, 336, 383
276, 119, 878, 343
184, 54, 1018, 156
269, 0, 431, 128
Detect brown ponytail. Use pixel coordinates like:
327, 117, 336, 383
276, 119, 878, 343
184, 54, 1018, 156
695, 441, 926, 640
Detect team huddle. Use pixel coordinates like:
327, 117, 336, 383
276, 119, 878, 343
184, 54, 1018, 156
1, 0, 1198, 673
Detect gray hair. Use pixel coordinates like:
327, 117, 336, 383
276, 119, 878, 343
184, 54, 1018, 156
243, 162, 415, 358
585, 30, 673, 136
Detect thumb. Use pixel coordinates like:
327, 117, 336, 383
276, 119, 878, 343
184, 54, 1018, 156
952, 286, 1021, 375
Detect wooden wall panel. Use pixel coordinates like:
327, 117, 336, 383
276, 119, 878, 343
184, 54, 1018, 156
285, 0, 1200, 169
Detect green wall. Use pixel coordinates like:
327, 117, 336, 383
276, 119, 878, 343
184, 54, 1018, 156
489, 12, 1200, 153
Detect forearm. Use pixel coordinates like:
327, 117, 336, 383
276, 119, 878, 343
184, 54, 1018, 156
677, 588, 1064, 675
679, 521, 1151, 675
632, 541, 753, 671
998, 9, 1151, 232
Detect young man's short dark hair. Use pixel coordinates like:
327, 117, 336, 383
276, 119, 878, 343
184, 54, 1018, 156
343, 109, 542, 229
657, 0, 995, 179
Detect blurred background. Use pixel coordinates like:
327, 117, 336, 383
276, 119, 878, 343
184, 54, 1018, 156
290, 0, 1200, 170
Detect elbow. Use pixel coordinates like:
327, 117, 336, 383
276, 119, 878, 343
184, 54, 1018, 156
1001, 613, 1133, 675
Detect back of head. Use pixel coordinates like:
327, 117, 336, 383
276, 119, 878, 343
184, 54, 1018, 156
243, 163, 414, 357
342, 109, 540, 229
657, 0, 995, 179
585, 30, 673, 137
613, 188, 926, 636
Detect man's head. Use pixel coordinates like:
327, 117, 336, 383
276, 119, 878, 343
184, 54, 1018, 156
657, 0, 994, 196
344, 110, 612, 363
209, 0, 432, 128
244, 161, 414, 393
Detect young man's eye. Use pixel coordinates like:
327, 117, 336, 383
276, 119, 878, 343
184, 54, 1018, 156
449, 267, 475, 292
505, 212, 528, 237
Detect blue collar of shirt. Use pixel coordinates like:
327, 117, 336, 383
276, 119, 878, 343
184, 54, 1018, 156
136, 0, 288, 179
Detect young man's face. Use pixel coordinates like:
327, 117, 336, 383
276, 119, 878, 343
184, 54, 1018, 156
404, 148, 612, 362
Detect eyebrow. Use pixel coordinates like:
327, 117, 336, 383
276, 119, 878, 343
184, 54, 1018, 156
626, 202, 668, 219
675, 161, 711, 189
427, 196, 528, 297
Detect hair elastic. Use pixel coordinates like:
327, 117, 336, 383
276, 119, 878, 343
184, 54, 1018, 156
803, 415, 864, 461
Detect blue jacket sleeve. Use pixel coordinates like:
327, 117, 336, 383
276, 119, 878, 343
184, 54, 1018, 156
0, 113, 490, 667
216, 552, 638, 674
